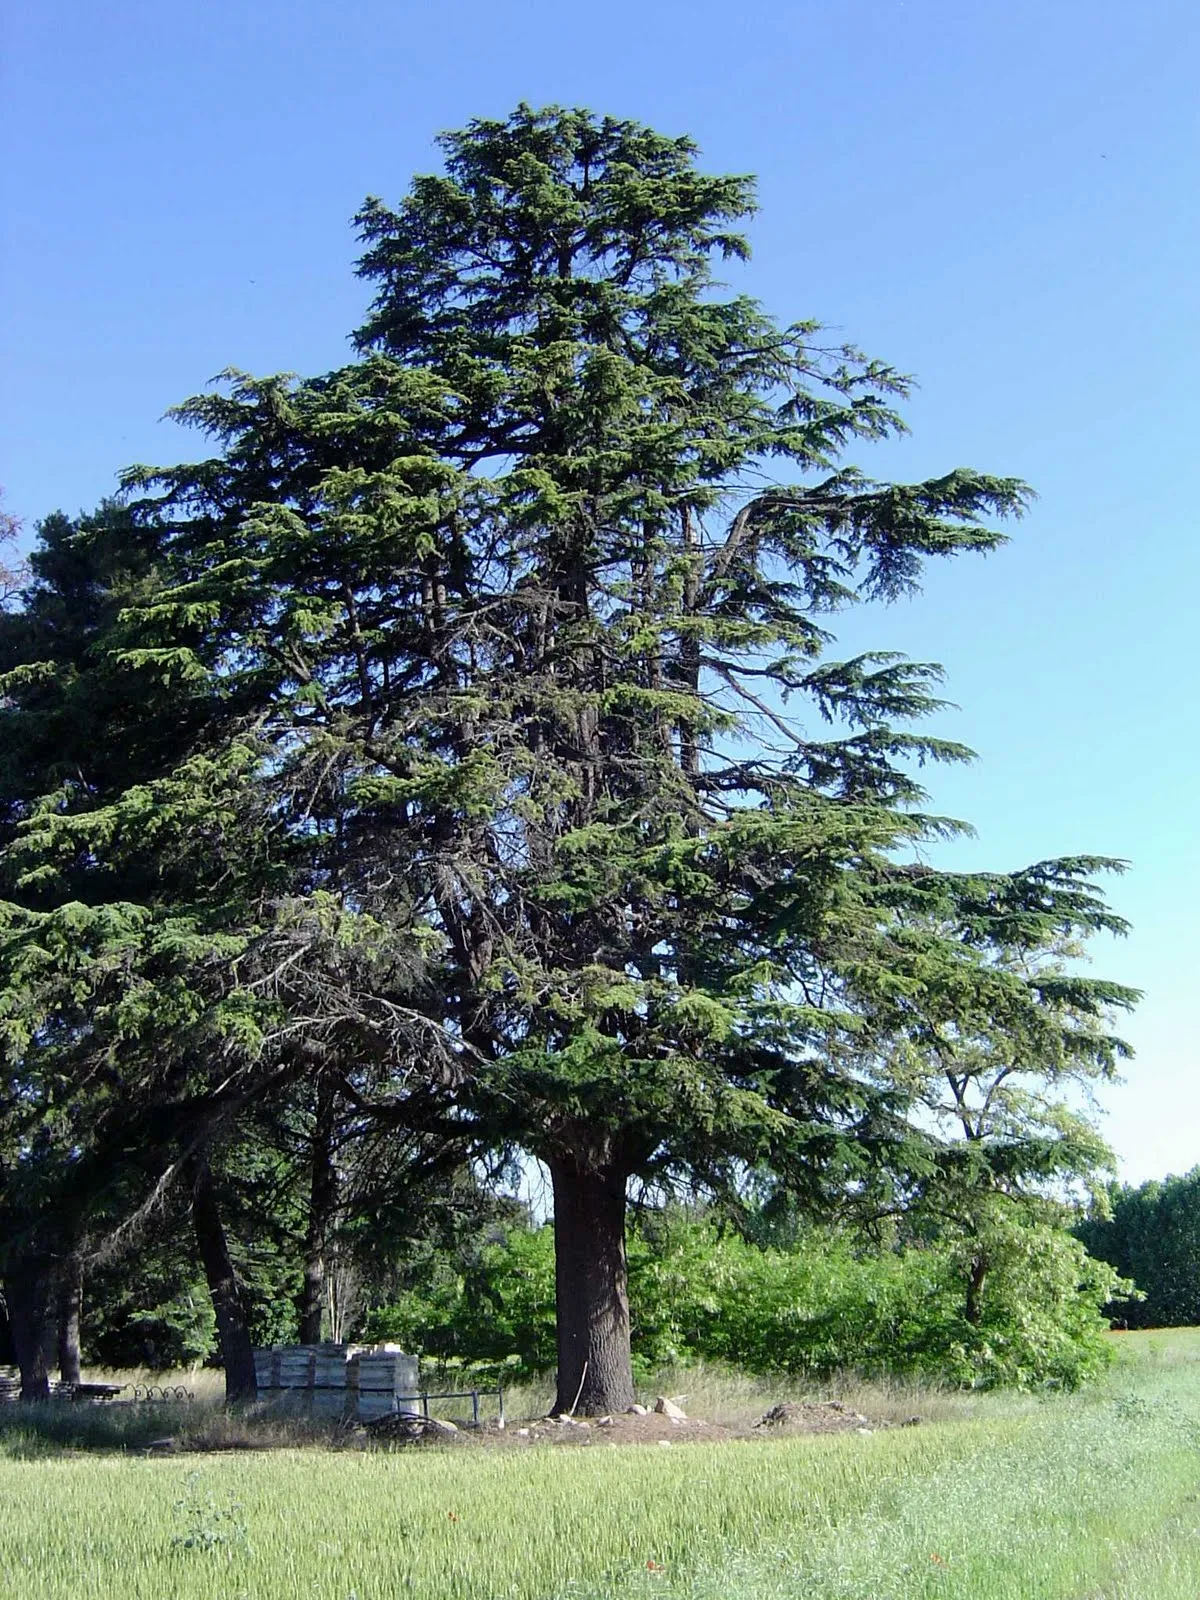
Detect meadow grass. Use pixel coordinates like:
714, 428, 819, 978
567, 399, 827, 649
1, 1332, 1199, 1599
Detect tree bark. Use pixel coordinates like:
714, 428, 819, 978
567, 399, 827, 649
57, 1251, 83, 1386
0, 1294, 13, 1365
295, 1078, 339, 1345
965, 1253, 988, 1326
549, 1152, 635, 1416
5, 1257, 57, 1401
187, 1154, 257, 1402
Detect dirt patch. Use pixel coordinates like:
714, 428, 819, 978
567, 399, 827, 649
368, 1397, 911, 1450
365, 1414, 467, 1446
753, 1400, 881, 1434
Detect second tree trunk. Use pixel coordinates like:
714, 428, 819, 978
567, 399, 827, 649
296, 1078, 339, 1345
187, 1154, 258, 1403
57, 1252, 83, 1386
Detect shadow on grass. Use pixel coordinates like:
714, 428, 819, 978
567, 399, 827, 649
0, 1399, 204, 1458
0, 1398, 365, 1459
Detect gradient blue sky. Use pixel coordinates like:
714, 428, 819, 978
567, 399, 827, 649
3, 0, 1197, 1183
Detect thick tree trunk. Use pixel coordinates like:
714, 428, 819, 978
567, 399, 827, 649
296, 1078, 339, 1345
549, 1154, 635, 1416
5, 1257, 57, 1401
187, 1155, 257, 1403
57, 1252, 83, 1386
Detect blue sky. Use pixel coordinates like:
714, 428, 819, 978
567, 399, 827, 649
3, 0, 1197, 1183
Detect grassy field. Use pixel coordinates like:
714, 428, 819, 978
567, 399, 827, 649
3, 1332, 1200, 1599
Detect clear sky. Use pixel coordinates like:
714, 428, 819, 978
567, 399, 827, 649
3, 0, 1197, 1184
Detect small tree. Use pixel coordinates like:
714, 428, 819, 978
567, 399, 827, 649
844, 906, 1137, 1325
0, 490, 26, 609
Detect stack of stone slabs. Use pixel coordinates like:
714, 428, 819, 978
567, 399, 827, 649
252, 1343, 419, 1421
351, 1347, 420, 1421
311, 1344, 354, 1419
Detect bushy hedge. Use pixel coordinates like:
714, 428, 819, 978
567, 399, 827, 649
366, 1212, 1125, 1391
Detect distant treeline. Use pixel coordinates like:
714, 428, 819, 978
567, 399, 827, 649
1078, 1170, 1200, 1328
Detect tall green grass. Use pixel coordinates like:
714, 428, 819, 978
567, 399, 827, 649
1, 1333, 1199, 1599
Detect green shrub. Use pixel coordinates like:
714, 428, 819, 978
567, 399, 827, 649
364, 1224, 557, 1376
365, 1210, 1125, 1391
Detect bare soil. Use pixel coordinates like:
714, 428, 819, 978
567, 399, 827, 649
362, 1397, 910, 1450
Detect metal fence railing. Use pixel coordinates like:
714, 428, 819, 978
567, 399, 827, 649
394, 1387, 505, 1428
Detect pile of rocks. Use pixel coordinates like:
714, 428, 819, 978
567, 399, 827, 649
509, 1394, 706, 1445
755, 1400, 874, 1434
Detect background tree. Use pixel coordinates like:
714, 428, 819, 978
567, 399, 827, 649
0, 492, 480, 1396
1078, 1171, 1200, 1329
0, 491, 25, 608
840, 903, 1136, 1324
0, 503, 174, 1397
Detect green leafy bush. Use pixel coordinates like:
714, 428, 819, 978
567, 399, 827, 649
366, 1210, 1127, 1391
363, 1224, 558, 1375
83, 1241, 218, 1370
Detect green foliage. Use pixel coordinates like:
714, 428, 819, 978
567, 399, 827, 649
364, 1223, 557, 1375
86, 102, 1099, 1218
171, 1472, 251, 1557
1078, 1169, 1200, 1328
84, 1260, 217, 1371
367, 1211, 1124, 1391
